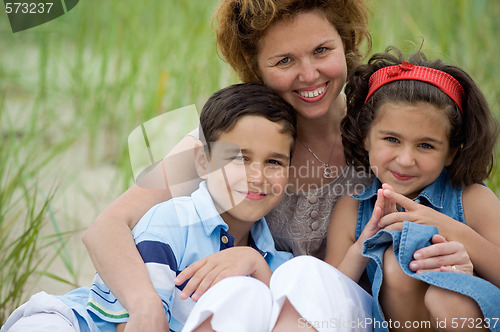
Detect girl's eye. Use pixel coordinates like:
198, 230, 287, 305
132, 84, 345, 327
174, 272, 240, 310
419, 143, 434, 149
384, 137, 399, 143
315, 47, 327, 54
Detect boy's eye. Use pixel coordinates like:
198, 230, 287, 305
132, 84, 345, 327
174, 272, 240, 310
230, 155, 245, 162
267, 159, 284, 167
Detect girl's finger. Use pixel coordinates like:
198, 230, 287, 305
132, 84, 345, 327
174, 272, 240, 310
383, 189, 419, 211
378, 211, 413, 227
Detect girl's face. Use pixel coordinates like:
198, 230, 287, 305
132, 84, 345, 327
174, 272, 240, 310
256, 10, 347, 120
364, 102, 457, 199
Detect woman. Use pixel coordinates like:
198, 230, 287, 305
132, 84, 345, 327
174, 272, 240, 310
82, 1, 471, 330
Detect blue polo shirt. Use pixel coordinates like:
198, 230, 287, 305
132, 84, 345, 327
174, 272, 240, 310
59, 181, 292, 332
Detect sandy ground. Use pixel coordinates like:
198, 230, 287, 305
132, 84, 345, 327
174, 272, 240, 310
25, 140, 124, 297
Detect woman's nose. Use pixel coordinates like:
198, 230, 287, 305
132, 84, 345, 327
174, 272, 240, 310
298, 59, 319, 83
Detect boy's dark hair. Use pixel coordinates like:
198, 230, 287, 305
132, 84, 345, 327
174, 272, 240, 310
342, 46, 499, 186
200, 82, 297, 156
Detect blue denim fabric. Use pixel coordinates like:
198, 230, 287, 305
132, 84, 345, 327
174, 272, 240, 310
353, 170, 500, 331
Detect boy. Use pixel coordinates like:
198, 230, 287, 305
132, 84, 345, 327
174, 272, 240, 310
1, 82, 296, 332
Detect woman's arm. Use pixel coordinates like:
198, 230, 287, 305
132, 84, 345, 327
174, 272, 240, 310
82, 135, 200, 331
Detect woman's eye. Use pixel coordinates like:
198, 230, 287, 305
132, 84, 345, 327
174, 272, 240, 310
276, 57, 291, 66
315, 47, 327, 54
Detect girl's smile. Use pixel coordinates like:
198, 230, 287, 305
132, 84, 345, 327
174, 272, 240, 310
364, 102, 457, 198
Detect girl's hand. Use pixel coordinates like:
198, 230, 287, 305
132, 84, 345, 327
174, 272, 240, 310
378, 188, 457, 234
356, 187, 393, 247
410, 234, 474, 275
174, 247, 270, 301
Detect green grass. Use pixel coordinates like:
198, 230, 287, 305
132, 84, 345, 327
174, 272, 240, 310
0, 0, 499, 322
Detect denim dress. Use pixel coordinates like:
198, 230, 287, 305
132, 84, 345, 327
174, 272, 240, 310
353, 170, 500, 331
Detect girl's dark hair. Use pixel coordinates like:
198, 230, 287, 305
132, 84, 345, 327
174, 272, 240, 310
342, 46, 499, 186
200, 82, 297, 156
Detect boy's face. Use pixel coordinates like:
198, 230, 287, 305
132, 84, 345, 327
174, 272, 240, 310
199, 115, 292, 226
364, 102, 456, 199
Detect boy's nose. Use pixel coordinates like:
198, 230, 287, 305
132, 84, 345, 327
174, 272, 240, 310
247, 162, 265, 184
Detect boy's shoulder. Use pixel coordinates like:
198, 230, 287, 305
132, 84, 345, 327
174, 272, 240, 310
134, 181, 221, 235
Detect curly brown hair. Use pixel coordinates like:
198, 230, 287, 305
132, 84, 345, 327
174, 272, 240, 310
342, 47, 499, 187
213, 0, 372, 83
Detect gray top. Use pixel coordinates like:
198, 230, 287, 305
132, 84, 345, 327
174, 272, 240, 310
266, 166, 373, 259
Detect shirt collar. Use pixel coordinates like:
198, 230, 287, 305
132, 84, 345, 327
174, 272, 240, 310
192, 181, 229, 236
352, 169, 449, 209
192, 181, 275, 257
249, 217, 276, 257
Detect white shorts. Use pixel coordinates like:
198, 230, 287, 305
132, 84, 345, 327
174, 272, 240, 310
183, 256, 373, 332
1, 292, 80, 332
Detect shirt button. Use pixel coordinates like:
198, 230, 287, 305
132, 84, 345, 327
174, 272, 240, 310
221, 235, 229, 244
310, 210, 319, 218
308, 195, 318, 204
311, 221, 320, 231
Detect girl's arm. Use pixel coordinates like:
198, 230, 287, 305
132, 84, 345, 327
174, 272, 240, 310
325, 189, 386, 282
460, 184, 500, 286
379, 185, 500, 287
82, 135, 200, 331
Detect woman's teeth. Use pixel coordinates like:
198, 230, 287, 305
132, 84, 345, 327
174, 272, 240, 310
298, 85, 326, 98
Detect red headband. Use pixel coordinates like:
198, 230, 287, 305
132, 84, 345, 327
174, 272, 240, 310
365, 61, 465, 113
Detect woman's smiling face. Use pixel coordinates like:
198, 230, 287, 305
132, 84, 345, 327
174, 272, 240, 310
256, 10, 347, 120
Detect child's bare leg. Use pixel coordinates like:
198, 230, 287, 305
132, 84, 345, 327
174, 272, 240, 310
272, 299, 317, 332
425, 286, 488, 331
380, 246, 432, 330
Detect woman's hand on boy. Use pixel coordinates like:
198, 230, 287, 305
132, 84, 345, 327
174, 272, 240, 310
174, 247, 271, 301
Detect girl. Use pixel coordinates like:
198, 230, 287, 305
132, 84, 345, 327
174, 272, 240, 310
326, 47, 500, 331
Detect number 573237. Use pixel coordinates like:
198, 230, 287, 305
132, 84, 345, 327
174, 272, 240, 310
5, 2, 53, 14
